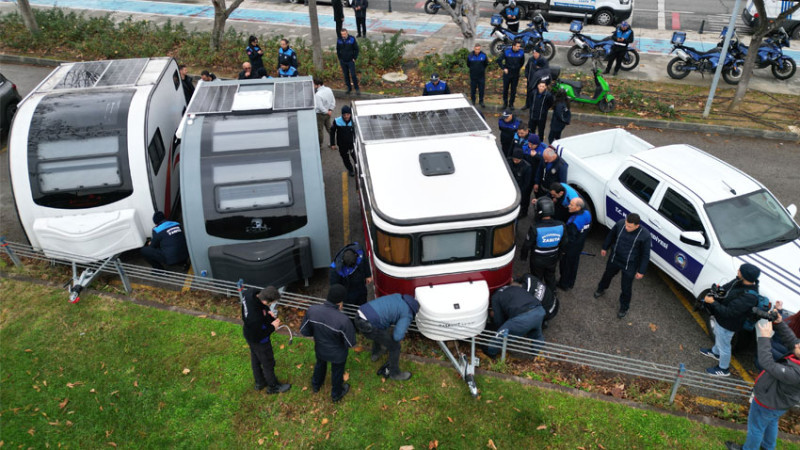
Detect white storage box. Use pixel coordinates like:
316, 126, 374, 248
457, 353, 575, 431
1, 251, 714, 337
414, 280, 489, 341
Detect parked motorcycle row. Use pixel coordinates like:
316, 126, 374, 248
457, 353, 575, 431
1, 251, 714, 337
489, 13, 555, 59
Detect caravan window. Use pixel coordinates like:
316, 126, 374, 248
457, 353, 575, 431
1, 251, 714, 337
148, 129, 166, 176
201, 113, 306, 240
491, 222, 515, 256
28, 91, 134, 209
375, 230, 412, 265
420, 230, 485, 264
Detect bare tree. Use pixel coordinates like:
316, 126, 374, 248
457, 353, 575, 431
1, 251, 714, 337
728, 0, 799, 110
438, 0, 481, 49
308, 0, 324, 71
16, 0, 39, 34
210, 0, 246, 51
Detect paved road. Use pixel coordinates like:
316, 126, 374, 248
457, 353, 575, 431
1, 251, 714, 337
4, 63, 799, 381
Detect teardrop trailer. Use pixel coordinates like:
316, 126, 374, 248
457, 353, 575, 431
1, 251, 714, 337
351, 94, 521, 395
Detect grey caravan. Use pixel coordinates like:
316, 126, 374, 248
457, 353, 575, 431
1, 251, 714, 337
178, 77, 330, 287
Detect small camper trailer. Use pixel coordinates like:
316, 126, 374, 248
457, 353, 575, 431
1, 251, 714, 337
177, 76, 330, 288
8, 58, 186, 262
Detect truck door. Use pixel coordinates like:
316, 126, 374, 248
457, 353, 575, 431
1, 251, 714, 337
648, 186, 711, 290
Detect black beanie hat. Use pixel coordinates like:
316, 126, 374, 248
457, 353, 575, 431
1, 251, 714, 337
341, 105, 352, 115
152, 211, 166, 225
739, 263, 761, 283
327, 284, 348, 304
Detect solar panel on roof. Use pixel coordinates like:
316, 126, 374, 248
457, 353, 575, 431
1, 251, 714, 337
273, 81, 314, 110
357, 107, 488, 142
95, 59, 148, 87
187, 85, 239, 115
54, 61, 110, 90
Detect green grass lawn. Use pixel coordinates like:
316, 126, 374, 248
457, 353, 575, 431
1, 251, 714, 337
1, 278, 795, 449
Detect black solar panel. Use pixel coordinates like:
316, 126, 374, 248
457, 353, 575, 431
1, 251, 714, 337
96, 59, 148, 87
54, 61, 110, 90
273, 80, 314, 110
357, 107, 488, 142
187, 84, 239, 114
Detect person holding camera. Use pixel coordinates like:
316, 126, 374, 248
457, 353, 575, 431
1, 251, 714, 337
699, 263, 761, 377
241, 286, 292, 394
725, 301, 800, 450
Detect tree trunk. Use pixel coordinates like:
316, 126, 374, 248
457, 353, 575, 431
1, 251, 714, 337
210, 0, 246, 52
308, 0, 324, 71
439, 0, 478, 49
728, 0, 800, 111
16, 0, 39, 34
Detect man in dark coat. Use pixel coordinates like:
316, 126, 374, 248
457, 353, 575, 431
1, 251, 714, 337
330, 105, 357, 177
497, 110, 520, 157
140, 211, 189, 270
520, 197, 566, 292
484, 282, 546, 357
558, 197, 591, 291
467, 43, 489, 107
523, 47, 550, 109
300, 285, 357, 402
700, 264, 761, 377
355, 294, 420, 381
330, 242, 372, 306
508, 147, 533, 217
332, 0, 346, 36
496, 40, 525, 110
593, 213, 651, 318
352, 0, 368, 37
336, 29, 360, 94
178, 64, 194, 104
241, 286, 292, 393
528, 79, 554, 140
533, 146, 567, 196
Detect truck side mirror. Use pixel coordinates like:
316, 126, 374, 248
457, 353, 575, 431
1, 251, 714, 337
787, 204, 797, 219
680, 231, 705, 247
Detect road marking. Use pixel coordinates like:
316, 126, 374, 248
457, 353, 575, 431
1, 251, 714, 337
657, 0, 666, 30
342, 171, 349, 244
658, 272, 755, 385
1, 145, 7, 154
182, 266, 194, 293
672, 11, 680, 30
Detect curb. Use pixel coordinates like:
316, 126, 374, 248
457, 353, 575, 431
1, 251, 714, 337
4, 53, 798, 142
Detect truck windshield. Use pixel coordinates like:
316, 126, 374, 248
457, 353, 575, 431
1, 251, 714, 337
705, 189, 800, 255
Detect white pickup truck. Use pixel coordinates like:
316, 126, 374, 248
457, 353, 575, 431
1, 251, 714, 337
556, 128, 800, 313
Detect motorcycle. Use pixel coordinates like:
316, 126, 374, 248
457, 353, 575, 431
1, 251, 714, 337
666, 31, 744, 85
566, 20, 640, 71
722, 26, 796, 81
424, 0, 466, 15
549, 64, 615, 113
489, 13, 556, 60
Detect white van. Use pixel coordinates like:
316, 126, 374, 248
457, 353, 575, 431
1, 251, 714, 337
742, 0, 800, 39
494, 0, 632, 26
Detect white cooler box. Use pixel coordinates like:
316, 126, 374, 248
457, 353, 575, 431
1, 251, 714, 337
414, 280, 489, 341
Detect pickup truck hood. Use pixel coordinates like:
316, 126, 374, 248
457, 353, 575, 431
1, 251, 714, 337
735, 239, 800, 314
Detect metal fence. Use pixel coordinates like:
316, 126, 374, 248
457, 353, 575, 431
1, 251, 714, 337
1, 238, 755, 403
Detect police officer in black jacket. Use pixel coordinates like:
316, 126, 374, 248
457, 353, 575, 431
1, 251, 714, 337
558, 197, 592, 291
528, 79, 554, 140
496, 40, 525, 110
594, 213, 651, 318
336, 29, 360, 94
241, 286, 292, 393
277, 39, 299, 69
330, 105, 357, 177
533, 146, 567, 196
523, 47, 550, 109
498, 111, 520, 157
301, 285, 357, 402
484, 282, 546, 357
520, 197, 566, 292
422, 73, 450, 96
508, 147, 533, 217
330, 242, 372, 306
141, 211, 189, 270
467, 43, 489, 107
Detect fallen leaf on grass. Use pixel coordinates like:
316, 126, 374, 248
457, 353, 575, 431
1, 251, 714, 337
487, 439, 497, 450
25, 349, 33, 352
410, 396, 421, 401
447, 417, 454, 423
536, 424, 547, 430
279, 344, 285, 350
429, 440, 439, 449
648, 323, 658, 332
66, 382, 84, 388
321, 418, 329, 425
343, 372, 350, 382
258, 438, 264, 445
182, 368, 191, 375
27, 429, 35, 436
325, 432, 331, 440
399, 446, 414, 450
107, 442, 117, 447
59, 398, 69, 409
211, 331, 216, 337
274, 430, 279, 436
133, 381, 138, 387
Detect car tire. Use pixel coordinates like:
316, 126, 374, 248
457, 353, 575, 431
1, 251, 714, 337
791, 25, 800, 41
593, 9, 614, 26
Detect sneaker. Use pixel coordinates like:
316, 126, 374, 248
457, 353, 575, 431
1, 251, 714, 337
706, 366, 730, 377
603, 69, 610, 75
390, 371, 412, 381
699, 348, 720, 360
355, 89, 361, 96
346, 88, 352, 94
254, 384, 267, 391
724, 441, 743, 450
266, 383, 291, 394
332, 383, 350, 402
479, 102, 485, 108
613, 71, 619, 76
617, 309, 627, 319
312, 385, 321, 393
593, 289, 605, 299
509, 105, 515, 111
371, 348, 387, 362
348, 169, 355, 178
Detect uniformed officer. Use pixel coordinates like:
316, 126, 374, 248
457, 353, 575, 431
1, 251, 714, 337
330, 105, 357, 177
422, 73, 450, 96
140, 211, 189, 270
498, 110, 521, 157
508, 147, 533, 217
501, 0, 521, 33
467, 44, 489, 107
548, 181, 581, 222
484, 281, 546, 358
520, 197, 566, 292
277, 63, 299, 77
523, 47, 550, 109
496, 40, 525, 110
518, 273, 558, 323
558, 197, 592, 291
277, 39, 299, 70
533, 146, 568, 196
605, 21, 634, 76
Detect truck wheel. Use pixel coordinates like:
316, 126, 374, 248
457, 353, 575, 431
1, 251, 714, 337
567, 45, 588, 66
593, 9, 614, 26
490, 38, 506, 56
667, 57, 691, 79
597, 98, 615, 113
620, 49, 640, 71
516, 4, 528, 19
424, 0, 438, 14
771, 57, 796, 80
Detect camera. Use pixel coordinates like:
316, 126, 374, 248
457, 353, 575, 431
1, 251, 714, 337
694, 283, 727, 312
751, 307, 780, 322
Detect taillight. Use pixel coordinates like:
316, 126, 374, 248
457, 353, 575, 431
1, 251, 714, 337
753, 13, 759, 18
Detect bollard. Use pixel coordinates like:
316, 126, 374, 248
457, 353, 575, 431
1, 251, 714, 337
500, 329, 510, 362
699, 19, 705, 34
669, 363, 686, 404
0, 237, 24, 268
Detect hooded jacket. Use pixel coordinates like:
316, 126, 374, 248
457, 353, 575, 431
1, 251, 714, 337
753, 321, 800, 411
241, 289, 275, 344
329, 243, 372, 304
358, 294, 420, 342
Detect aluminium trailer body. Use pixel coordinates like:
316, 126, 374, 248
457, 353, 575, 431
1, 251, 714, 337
177, 77, 330, 288
351, 94, 520, 395
8, 58, 186, 263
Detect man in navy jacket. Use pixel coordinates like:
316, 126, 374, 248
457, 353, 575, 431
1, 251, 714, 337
140, 211, 189, 270
241, 286, 291, 394
330, 242, 372, 306
467, 43, 489, 107
355, 293, 420, 381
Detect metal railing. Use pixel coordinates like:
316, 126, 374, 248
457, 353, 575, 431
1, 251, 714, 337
1, 239, 755, 402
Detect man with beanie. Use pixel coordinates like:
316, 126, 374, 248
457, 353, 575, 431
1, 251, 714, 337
355, 293, 420, 381
507, 147, 533, 217
725, 302, 800, 450
241, 286, 292, 393
301, 284, 356, 402
699, 263, 762, 377
330, 105, 357, 177
140, 211, 189, 270
330, 242, 372, 306
593, 213, 651, 319
484, 281, 546, 358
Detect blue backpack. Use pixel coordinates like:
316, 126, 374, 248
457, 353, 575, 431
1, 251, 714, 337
742, 289, 771, 331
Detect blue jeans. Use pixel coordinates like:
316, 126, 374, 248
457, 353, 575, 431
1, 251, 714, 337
743, 400, 786, 450
486, 306, 545, 356
711, 318, 735, 370
340, 60, 359, 90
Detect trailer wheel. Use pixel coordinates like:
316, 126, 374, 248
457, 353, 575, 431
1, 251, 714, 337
593, 9, 614, 26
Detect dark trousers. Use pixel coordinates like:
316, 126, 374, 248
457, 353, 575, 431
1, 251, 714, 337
486, 305, 545, 356
340, 60, 359, 90
312, 358, 347, 399
502, 74, 520, 108
558, 239, 586, 289
548, 127, 564, 144
606, 45, 627, 74
338, 145, 356, 173
470, 76, 485, 104
248, 341, 278, 388
355, 16, 367, 36
519, 182, 532, 215
335, 19, 344, 36
529, 117, 547, 142
356, 318, 402, 375
531, 261, 557, 293
597, 261, 635, 311
141, 245, 167, 269
507, 22, 519, 33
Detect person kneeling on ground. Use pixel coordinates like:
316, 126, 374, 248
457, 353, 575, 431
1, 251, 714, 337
355, 293, 420, 381
241, 286, 292, 394
330, 242, 372, 306
140, 211, 189, 271
484, 281, 546, 358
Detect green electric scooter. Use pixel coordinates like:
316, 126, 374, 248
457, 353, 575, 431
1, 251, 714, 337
549, 60, 615, 113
